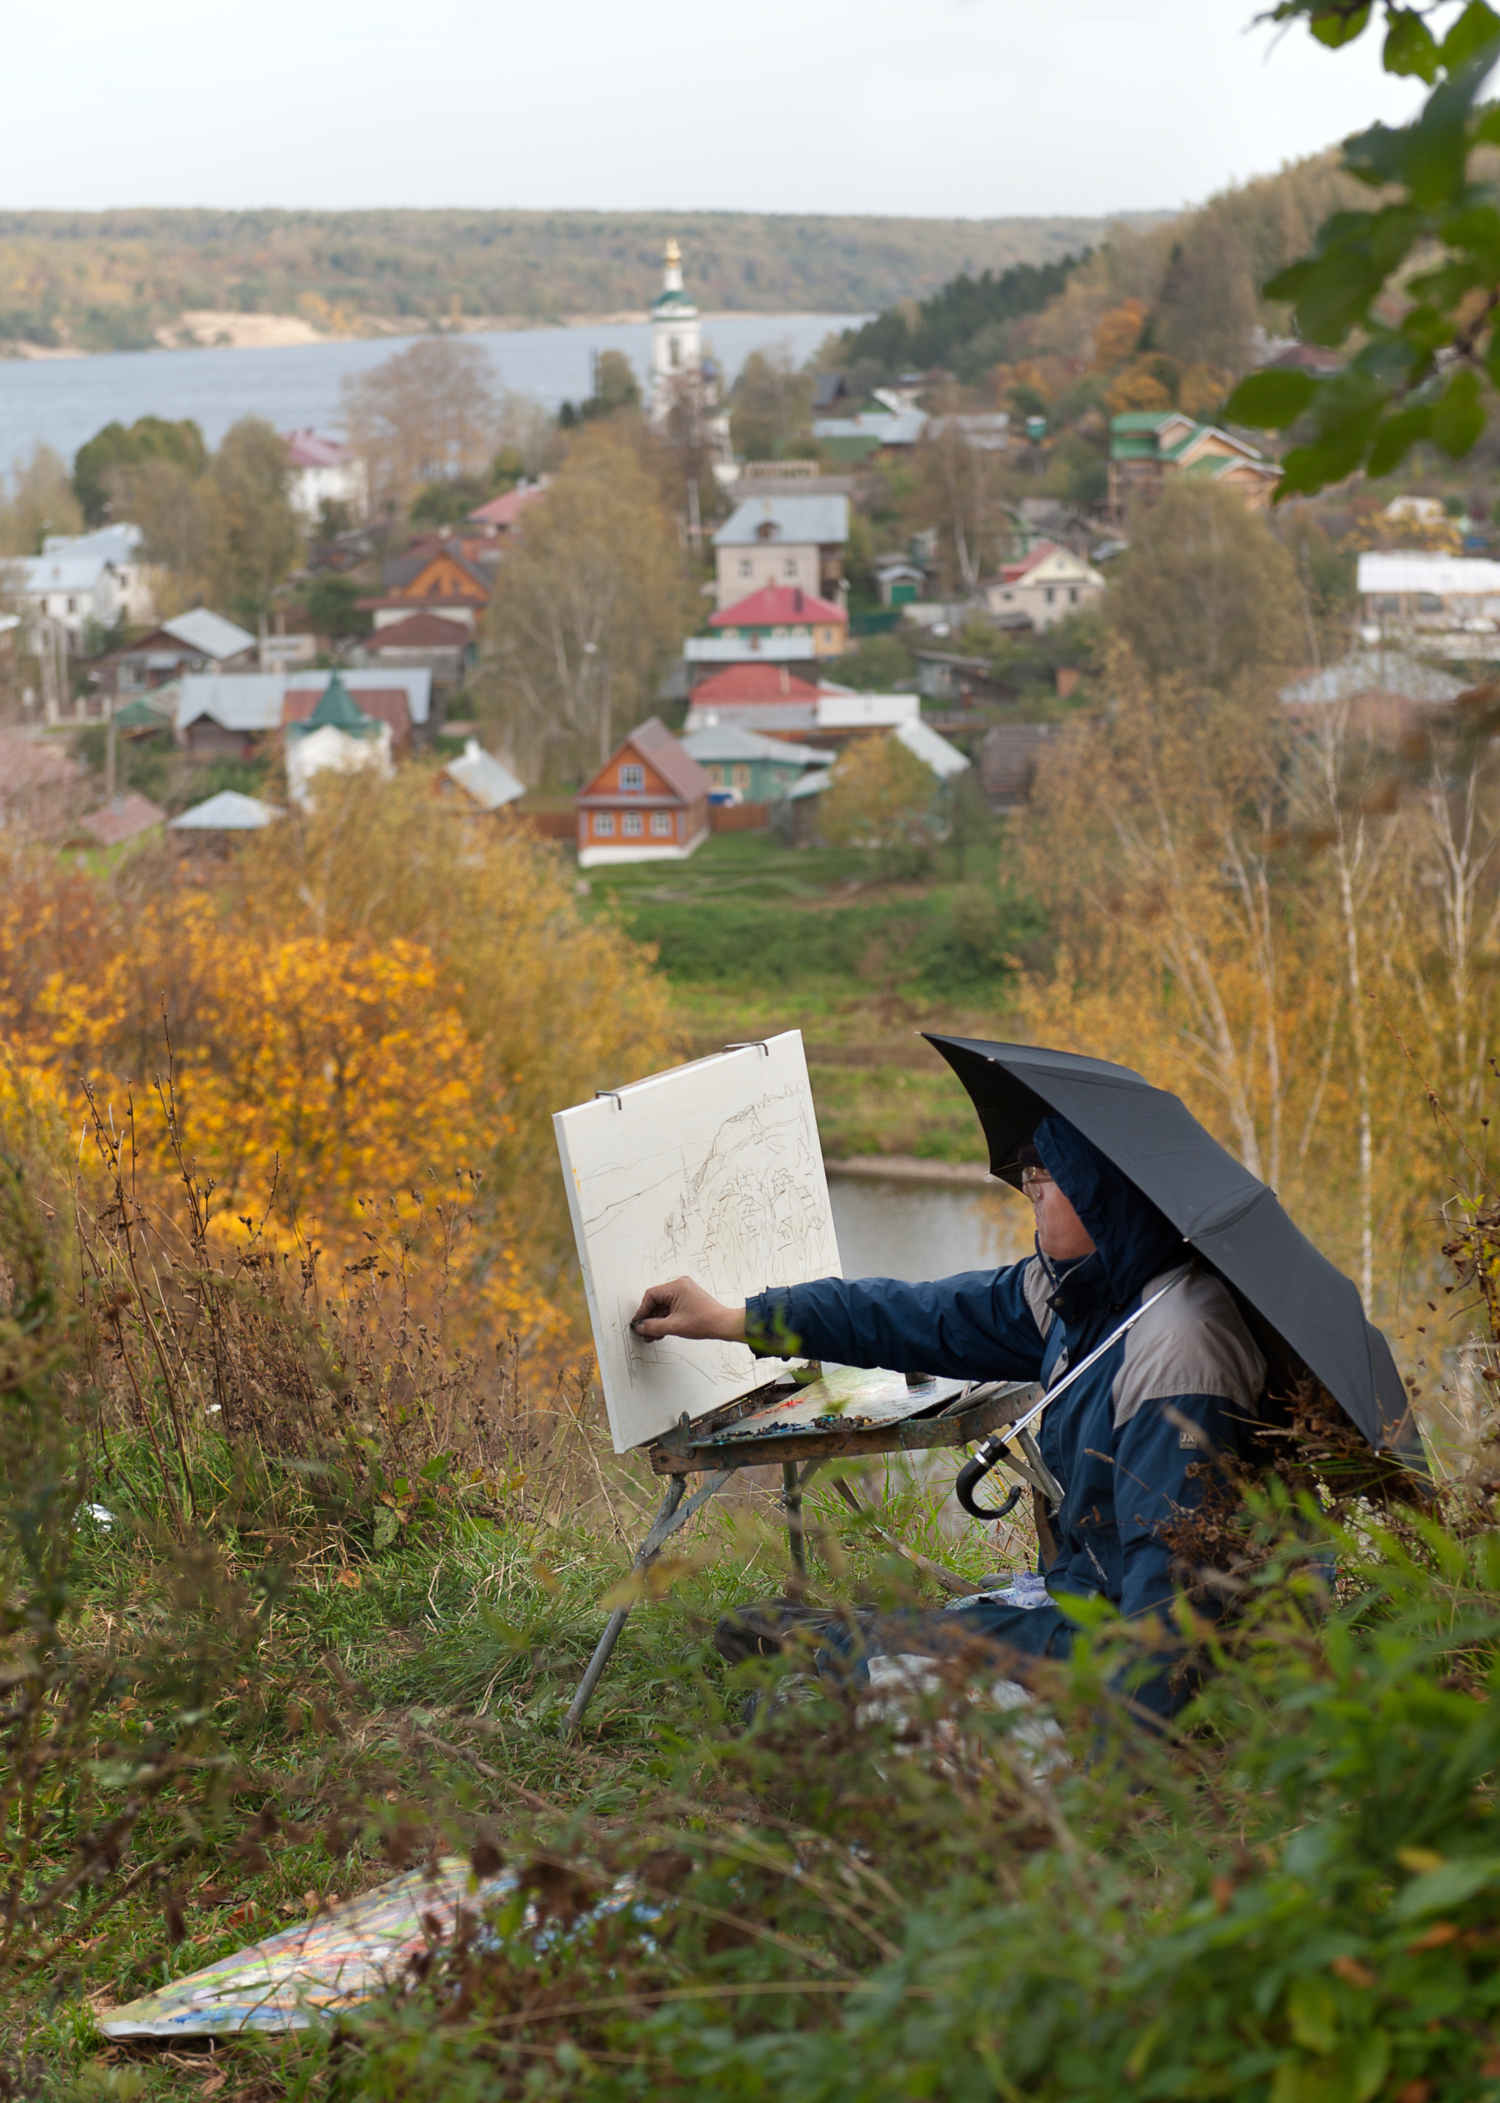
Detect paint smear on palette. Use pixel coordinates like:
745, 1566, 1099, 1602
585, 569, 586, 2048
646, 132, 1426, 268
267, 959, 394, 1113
99, 1860, 515, 2037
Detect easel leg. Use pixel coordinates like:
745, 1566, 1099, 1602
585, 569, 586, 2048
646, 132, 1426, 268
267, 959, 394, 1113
783, 1460, 807, 1584
564, 1467, 734, 1735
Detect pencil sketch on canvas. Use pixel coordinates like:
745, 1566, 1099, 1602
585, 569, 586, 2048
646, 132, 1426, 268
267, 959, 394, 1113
554, 1032, 843, 1451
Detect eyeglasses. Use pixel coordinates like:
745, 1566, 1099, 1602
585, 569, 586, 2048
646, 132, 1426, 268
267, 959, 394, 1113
1020, 1165, 1054, 1195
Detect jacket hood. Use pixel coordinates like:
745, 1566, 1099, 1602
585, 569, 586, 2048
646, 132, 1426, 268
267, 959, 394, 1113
1033, 1114, 1185, 1310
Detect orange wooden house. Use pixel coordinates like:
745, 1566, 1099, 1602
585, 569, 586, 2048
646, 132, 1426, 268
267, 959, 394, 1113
358, 539, 493, 631
575, 718, 710, 869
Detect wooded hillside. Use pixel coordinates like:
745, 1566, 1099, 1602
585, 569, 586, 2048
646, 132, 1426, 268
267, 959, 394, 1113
0, 207, 1164, 354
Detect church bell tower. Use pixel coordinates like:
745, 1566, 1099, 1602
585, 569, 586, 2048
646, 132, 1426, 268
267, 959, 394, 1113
649, 238, 702, 418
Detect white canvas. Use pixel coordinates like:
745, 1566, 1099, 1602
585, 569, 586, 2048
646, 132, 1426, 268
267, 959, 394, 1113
554, 1032, 843, 1452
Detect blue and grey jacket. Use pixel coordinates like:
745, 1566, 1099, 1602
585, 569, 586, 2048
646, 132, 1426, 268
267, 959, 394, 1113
746, 1116, 1266, 1631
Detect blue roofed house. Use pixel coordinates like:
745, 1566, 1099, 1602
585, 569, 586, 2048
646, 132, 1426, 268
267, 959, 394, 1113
680, 723, 833, 804
14, 524, 157, 656
93, 608, 258, 703
713, 493, 850, 611
176, 674, 288, 760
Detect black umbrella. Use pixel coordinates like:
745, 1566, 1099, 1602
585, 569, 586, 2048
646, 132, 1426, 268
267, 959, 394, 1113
925, 1034, 1415, 1453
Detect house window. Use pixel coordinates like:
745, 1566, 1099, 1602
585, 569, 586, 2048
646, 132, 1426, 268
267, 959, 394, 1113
709, 764, 725, 785
1045, 587, 1055, 606
67, 597, 77, 614
595, 812, 615, 837
732, 765, 751, 790
740, 559, 753, 579
651, 811, 673, 836
783, 558, 797, 577
1415, 593, 1444, 613
1370, 595, 1401, 614
620, 764, 645, 792
623, 811, 643, 837
1069, 587, 1079, 604
669, 336, 681, 369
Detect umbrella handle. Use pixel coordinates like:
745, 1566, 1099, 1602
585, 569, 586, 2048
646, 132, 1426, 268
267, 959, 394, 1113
955, 1436, 1026, 1522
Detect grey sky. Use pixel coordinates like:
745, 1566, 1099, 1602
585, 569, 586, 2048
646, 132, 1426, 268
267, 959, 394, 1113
1, 0, 1420, 220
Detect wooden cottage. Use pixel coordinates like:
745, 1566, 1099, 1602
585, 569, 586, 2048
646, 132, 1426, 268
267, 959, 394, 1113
575, 718, 710, 869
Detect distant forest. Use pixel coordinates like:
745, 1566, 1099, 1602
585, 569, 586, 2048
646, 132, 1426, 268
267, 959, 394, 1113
0, 207, 1163, 354
836, 253, 1089, 382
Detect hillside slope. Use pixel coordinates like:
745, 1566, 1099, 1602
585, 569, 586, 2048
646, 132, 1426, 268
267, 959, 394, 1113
0, 206, 1168, 354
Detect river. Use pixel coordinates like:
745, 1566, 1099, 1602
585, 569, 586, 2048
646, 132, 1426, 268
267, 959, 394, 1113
826, 1168, 1033, 1283
0, 312, 863, 467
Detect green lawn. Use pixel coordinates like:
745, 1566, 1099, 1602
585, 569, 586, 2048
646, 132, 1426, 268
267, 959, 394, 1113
582, 829, 1039, 1162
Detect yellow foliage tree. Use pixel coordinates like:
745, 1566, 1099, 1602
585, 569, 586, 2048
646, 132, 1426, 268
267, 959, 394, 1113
822, 735, 940, 877
1004, 642, 1500, 1334
1092, 300, 1149, 370
0, 775, 680, 1364
485, 426, 692, 783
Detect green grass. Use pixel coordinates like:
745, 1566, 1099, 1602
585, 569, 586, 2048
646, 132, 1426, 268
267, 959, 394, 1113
12, 1454, 1010, 2098
584, 830, 1039, 1161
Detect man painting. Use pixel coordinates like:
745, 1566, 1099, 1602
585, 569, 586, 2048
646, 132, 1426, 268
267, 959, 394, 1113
631, 1113, 1266, 1722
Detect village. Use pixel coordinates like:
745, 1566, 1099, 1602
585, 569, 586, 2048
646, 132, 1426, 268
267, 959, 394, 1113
6, 235, 1483, 872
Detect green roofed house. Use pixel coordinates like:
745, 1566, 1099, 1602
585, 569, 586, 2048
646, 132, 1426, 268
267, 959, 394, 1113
1107, 411, 1278, 520
283, 671, 392, 807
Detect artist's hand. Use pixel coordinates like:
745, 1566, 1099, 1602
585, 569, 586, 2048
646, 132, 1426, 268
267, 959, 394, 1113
630, 1277, 746, 1344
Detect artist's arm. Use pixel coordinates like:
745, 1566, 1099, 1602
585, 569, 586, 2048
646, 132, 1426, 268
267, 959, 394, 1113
631, 1276, 746, 1343
743, 1267, 1048, 1383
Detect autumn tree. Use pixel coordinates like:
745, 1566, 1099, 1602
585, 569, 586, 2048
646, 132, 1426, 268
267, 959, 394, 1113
0, 445, 83, 556
484, 426, 691, 782
821, 734, 940, 877
107, 457, 209, 594
202, 418, 302, 621
911, 408, 1013, 596
0, 772, 678, 1349
1106, 479, 1305, 691
729, 348, 814, 460
104, 417, 301, 623
342, 337, 499, 512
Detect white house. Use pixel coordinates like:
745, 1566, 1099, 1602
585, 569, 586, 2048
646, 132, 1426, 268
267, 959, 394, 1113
1357, 550, 1500, 638
168, 790, 283, 833
283, 673, 392, 808
283, 430, 367, 522
440, 739, 525, 813
14, 524, 157, 643
893, 717, 970, 779
982, 542, 1105, 631
712, 494, 850, 610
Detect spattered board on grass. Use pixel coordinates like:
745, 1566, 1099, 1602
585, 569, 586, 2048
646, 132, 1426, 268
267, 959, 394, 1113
554, 1031, 843, 1452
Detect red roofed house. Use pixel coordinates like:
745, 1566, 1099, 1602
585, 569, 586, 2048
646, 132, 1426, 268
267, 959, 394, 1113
357, 539, 492, 631
690, 663, 825, 707
284, 677, 412, 755
359, 611, 474, 687
708, 584, 849, 659
467, 481, 549, 540
575, 718, 711, 868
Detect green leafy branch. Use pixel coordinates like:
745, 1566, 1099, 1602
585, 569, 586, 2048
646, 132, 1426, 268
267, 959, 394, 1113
1228, 1, 1500, 496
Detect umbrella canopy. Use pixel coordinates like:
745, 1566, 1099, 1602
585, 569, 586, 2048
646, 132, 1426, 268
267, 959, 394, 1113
926, 1034, 1414, 1453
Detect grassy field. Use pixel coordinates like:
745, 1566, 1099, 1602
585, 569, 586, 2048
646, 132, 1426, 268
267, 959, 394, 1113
13, 1429, 1021, 2098
582, 829, 1040, 1165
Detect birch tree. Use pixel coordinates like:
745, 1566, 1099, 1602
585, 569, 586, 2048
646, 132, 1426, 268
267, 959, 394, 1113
484, 428, 691, 783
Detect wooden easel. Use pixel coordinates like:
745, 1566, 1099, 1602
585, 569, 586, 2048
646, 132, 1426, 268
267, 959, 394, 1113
563, 1375, 1037, 1731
